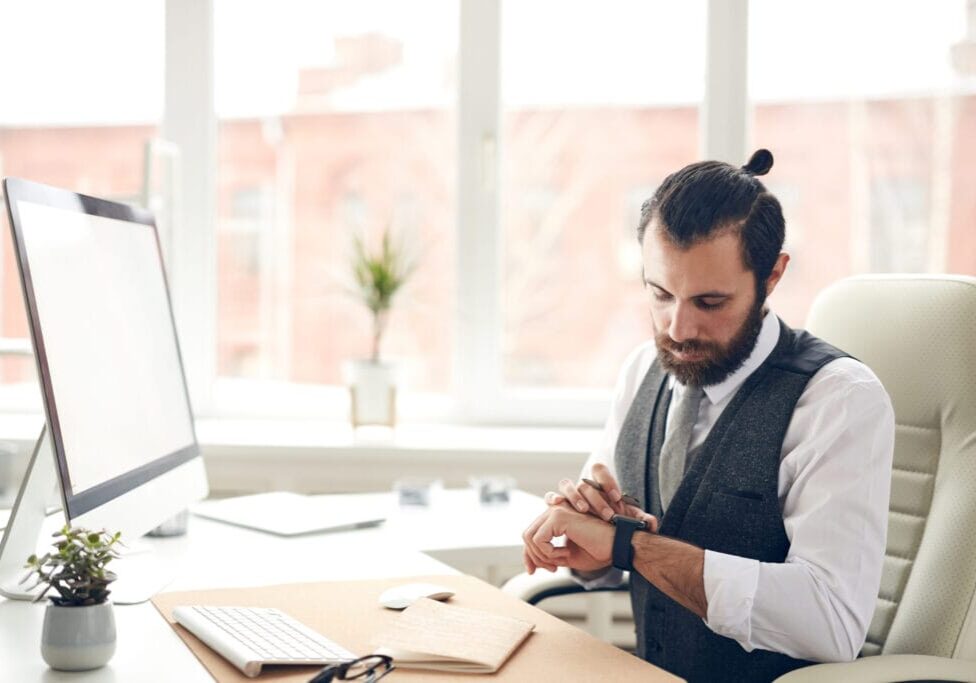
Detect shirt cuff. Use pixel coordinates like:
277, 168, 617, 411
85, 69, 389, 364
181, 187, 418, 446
703, 550, 761, 649
571, 567, 626, 590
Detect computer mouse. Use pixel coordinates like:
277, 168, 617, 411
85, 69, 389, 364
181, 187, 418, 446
378, 582, 456, 610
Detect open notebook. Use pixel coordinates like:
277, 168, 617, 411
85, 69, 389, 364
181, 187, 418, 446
372, 598, 534, 674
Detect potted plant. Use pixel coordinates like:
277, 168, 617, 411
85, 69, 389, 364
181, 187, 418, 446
22, 525, 122, 671
346, 227, 415, 427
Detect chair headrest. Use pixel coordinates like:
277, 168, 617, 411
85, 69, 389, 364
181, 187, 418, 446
805, 274, 976, 430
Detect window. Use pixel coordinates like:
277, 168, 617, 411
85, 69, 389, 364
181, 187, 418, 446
500, 0, 706, 391
213, 1, 458, 411
749, 0, 976, 326
0, 1, 163, 402
4, 1, 974, 425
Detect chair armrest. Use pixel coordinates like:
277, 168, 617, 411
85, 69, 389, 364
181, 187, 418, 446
774, 654, 976, 683
502, 568, 581, 604
501, 568, 629, 605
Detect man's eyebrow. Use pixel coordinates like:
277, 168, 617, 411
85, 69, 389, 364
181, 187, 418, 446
644, 280, 732, 299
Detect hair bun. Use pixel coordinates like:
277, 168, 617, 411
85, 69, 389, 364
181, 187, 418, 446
742, 149, 774, 176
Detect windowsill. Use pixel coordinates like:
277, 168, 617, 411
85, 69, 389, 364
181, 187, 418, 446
0, 412, 599, 459
0, 413, 595, 498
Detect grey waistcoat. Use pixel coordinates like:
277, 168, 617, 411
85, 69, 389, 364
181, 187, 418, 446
615, 320, 848, 683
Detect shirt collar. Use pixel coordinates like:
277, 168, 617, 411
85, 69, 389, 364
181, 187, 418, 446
668, 310, 781, 405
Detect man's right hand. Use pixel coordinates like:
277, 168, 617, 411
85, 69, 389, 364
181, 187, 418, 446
545, 463, 627, 521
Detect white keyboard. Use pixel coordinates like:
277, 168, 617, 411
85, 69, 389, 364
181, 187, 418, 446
172, 605, 356, 678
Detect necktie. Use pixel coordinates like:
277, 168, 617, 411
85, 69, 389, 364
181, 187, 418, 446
658, 384, 704, 512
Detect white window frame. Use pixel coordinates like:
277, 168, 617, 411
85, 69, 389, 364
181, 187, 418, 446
160, 0, 749, 426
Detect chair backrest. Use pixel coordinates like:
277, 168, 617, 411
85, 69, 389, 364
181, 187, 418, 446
805, 274, 976, 659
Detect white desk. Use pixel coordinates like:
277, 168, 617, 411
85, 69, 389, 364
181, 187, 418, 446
0, 489, 544, 681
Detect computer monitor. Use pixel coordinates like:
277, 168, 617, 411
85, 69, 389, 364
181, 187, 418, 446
0, 177, 208, 601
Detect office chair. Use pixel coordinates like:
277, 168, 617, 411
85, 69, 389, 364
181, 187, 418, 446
504, 274, 976, 682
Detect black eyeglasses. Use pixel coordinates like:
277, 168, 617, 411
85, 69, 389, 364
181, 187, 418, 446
308, 655, 395, 683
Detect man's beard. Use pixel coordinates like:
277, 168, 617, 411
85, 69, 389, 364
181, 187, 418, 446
656, 298, 766, 387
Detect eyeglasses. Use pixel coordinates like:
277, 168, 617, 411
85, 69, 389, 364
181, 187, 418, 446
308, 655, 395, 683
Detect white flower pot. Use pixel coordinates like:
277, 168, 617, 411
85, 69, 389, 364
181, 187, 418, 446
345, 359, 398, 427
41, 601, 116, 671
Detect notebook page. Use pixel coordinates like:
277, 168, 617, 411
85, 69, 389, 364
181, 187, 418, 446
372, 598, 534, 672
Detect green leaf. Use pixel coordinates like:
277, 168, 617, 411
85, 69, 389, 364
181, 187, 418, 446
23, 526, 122, 606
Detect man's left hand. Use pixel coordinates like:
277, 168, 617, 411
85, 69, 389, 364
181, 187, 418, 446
522, 503, 615, 574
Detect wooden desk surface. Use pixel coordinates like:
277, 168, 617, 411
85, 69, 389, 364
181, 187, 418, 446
153, 574, 682, 682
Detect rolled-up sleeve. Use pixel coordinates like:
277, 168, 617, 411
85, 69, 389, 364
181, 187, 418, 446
703, 551, 761, 644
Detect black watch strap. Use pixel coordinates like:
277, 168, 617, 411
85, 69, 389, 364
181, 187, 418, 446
611, 514, 647, 571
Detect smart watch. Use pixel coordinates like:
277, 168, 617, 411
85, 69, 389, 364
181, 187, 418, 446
610, 514, 647, 571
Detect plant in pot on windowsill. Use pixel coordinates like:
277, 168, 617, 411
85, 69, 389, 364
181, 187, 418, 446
346, 227, 416, 428
22, 525, 122, 671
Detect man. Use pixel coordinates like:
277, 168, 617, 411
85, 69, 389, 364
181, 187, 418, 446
521, 149, 895, 683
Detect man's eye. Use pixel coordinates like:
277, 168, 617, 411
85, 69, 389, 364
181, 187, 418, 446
697, 298, 724, 310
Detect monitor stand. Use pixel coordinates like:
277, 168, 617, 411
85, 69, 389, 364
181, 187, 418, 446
0, 427, 174, 604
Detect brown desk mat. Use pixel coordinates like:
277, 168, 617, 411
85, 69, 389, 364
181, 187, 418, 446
152, 574, 682, 682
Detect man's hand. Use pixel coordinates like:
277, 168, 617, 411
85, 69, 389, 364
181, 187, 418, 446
544, 463, 624, 521
522, 503, 615, 574
520, 500, 657, 574
523, 463, 659, 574
543, 463, 659, 532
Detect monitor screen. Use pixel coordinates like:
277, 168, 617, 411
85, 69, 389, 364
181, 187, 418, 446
6, 180, 199, 520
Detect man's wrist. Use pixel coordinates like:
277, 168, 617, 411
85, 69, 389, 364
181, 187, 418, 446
610, 514, 648, 571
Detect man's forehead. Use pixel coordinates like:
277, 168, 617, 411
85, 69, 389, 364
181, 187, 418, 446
642, 228, 750, 282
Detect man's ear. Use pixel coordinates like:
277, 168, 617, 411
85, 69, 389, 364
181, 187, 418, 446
764, 252, 790, 298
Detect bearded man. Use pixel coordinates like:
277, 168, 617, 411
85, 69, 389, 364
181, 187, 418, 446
521, 149, 894, 683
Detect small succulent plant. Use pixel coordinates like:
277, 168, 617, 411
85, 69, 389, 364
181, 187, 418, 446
22, 525, 122, 606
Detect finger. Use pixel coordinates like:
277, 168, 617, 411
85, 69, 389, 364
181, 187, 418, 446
524, 545, 561, 573
523, 548, 536, 574
525, 539, 558, 572
523, 528, 552, 570
609, 497, 628, 516
644, 514, 659, 533
574, 479, 617, 520
590, 463, 623, 503
532, 526, 571, 561
545, 546, 571, 561
622, 504, 658, 532
544, 491, 567, 507
608, 491, 642, 517
558, 478, 590, 514
531, 509, 566, 555
579, 484, 616, 521
522, 508, 551, 549
523, 509, 564, 569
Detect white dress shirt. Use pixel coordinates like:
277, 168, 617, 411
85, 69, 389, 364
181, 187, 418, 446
579, 310, 895, 663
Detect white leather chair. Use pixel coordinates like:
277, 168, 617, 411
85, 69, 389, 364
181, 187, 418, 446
776, 274, 976, 682
504, 274, 976, 682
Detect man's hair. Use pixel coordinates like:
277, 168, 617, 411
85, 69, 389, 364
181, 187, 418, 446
637, 149, 785, 291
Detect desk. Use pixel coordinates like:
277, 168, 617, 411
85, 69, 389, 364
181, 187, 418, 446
0, 489, 545, 681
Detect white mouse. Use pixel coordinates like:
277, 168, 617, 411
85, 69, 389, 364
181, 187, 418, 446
378, 582, 455, 610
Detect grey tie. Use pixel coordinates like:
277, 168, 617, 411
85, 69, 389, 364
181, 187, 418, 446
658, 384, 705, 512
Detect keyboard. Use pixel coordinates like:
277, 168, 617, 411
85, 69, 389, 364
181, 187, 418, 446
172, 605, 357, 678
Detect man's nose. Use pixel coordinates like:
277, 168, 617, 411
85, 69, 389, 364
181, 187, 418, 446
668, 302, 698, 343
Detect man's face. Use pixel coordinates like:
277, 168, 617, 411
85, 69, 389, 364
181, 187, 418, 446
641, 225, 765, 387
